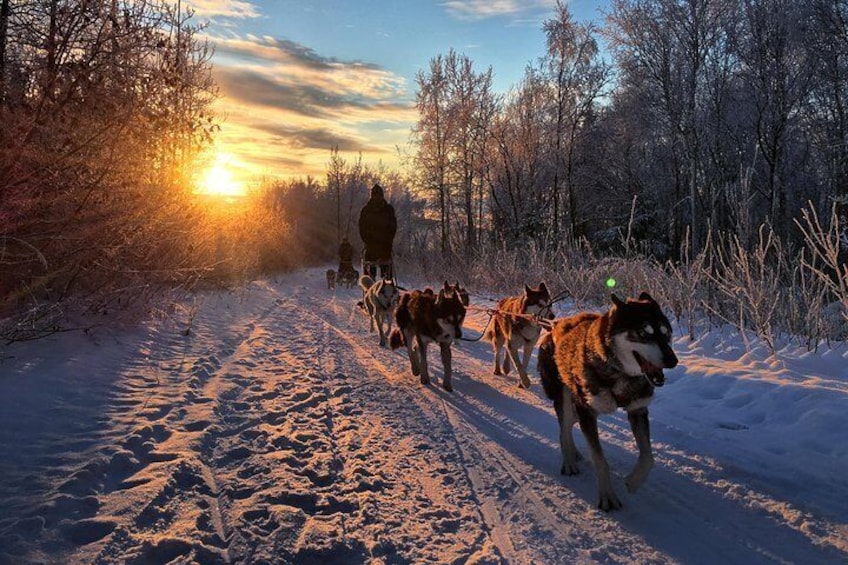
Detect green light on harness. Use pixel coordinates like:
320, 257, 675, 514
605, 277, 616, 289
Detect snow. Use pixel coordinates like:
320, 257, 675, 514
0, 267, 846, 564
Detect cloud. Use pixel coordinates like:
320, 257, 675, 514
185, 0, 259, 19
213, 66, 413, 121
206, 34, 416, 179
250, 123, 376, 153
441, 0, 555, 21
210, 35, 406, 101
214, 36, 381, 72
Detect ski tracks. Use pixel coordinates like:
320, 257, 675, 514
308, 286, 670, 564
59, 282, 503, 563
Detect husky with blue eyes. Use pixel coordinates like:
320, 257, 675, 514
538, 292, 678, 511
389, 282, 467, 392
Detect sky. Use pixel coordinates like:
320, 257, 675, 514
187, 0, 610, 187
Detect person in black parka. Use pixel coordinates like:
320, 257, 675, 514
338, 236, 354, 272
358, 183, 397, 279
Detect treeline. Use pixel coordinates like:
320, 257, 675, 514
2, 0, 845, 345
404, 0, 848, 346
0, 0, 223, 340
413, 0, 848, 258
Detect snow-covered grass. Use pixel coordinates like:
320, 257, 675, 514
0, 268, 846, 564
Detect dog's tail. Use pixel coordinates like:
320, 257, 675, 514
358, 274, 375, 293
389, 328, 405, 350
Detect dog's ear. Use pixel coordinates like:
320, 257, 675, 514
539, 282, 547, 293
639, 291, 654, 303
524, 284, 532, 295
443, 280, 451, 291
611, 293, 625, 308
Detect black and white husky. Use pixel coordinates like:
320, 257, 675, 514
389, 282, 467, 392
358, 274, 399, 347
538, 292, 678, 511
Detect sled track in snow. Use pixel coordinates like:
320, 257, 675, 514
301, 290, 672, 564
3, 272, 845, 564
307, 282, 848, 565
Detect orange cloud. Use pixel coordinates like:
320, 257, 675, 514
206, 34, 417, 183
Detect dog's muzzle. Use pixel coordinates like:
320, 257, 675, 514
644, 371, 665, 387
634, 350, 672, 387
662, 346, 679, 369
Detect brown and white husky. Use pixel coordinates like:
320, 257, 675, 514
486, 282, 554, 388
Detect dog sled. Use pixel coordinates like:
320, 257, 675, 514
361, 255, 393, 280
335, 261, 359, 288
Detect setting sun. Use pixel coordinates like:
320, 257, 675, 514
198, 153, 246, 198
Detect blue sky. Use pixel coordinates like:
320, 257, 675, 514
188, 1, 609, 184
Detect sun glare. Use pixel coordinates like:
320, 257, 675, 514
199, 153, 246, 198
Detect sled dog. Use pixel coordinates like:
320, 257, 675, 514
358, 274, 400, 347
446, 281, 470, 307
485, 282, 554, 388
337, 267, 359, 289
326, 269, 336, 290
389, 282, 467, 392
538, 292, 678, 511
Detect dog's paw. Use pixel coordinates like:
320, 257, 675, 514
492, 368, 502, 376
519, 377, 532, 389
560, 463, 580, 476
597, 492, 623, 512
442, 382, 453, 393
419, 375, 430, 385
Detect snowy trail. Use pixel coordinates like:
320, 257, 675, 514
1, 268, 846, 564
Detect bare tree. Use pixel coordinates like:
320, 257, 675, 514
0, 0, 218, 338
804, 0, 848, 210
414, 54, 451, 255
488, 70, 551, 243
413, 50, 494, 256
739, 0, 811, 238
607, 0, 739, 254
444, 51, 495, 254
542, 0, 610, 241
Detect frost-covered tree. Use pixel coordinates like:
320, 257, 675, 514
413, 50, 494, 256
542, 0, 610, 241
